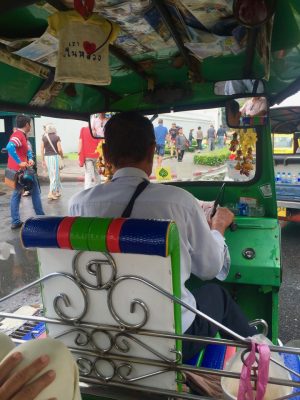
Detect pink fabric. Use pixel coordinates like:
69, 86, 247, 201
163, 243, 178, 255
237, 341, 270, 400
256, 344, 270, 399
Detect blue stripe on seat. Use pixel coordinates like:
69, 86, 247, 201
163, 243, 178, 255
21, 217, 64, 248
119, 219, 170, 257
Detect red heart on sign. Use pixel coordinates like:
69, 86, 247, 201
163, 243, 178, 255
83, 41, 97, 55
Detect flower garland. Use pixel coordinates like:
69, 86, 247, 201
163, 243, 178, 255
229, 129, 257, 176
95, 140, 113, 180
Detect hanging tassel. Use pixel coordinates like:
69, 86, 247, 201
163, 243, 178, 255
74, 0, 95, 19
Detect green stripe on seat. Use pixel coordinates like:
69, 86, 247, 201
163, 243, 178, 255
70, 217, 95, 250
88, 217, 113, 251
167, 222, 182, 389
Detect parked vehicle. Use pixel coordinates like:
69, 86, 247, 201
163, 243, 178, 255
270, 107, 300, 221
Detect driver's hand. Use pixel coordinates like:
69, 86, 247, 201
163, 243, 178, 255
211, 207, 234, 236
18, 162, 28, 169
0, 352, 56, 400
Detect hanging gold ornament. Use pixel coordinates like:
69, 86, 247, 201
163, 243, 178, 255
230, 128, 257, 176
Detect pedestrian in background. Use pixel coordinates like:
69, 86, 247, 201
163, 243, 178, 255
154, 118, 168, 168
41, 123, 63, 200
168, 122, 178, 158
176, 127, 187, 162
196, 126, 203, 151
78, 126, 101, 189
188, 128, 194, 146
217, 125, 226, 148
6, 115, 44, 229
207, 125, 216, 151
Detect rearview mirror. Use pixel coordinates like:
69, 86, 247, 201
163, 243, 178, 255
90, 112, 115, 138
214, 79, 265, 96
225, 97, 268, 128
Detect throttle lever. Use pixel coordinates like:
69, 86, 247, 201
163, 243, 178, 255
211, 182, 237, 231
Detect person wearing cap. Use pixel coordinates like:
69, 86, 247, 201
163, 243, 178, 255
6, 115, 44, 229
154, 118, 168, 168
41, 123, 64, 200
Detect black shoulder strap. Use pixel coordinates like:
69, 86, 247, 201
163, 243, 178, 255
121, 179, 150, 218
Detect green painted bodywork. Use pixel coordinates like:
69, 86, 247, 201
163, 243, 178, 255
185, 122, 281, 343
167, 222, 182, 361
225, 217, 281, 287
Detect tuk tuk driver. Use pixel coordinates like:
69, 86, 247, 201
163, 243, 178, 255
69, 111, 256, 361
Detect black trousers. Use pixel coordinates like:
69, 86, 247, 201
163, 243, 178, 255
182, 283, 257, 362
178, 150, 185, 161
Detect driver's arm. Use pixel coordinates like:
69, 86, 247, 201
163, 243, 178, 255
188, 201, 233, 281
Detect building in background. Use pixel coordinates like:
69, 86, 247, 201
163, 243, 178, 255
0, 109, 221, 167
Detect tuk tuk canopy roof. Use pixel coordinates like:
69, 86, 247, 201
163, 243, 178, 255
0, 0, 299, 119
270, 107, 300, 133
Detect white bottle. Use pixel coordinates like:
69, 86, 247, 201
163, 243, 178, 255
287, 172, 292, 184
292, 174, 297, 184
298, 173, 300, 184
276, 172, 281, 183
281, 172, 286, 183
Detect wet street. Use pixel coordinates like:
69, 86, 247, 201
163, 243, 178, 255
0, 179, 299, 343
279, 222, 300, 342
0, 181, 80, 314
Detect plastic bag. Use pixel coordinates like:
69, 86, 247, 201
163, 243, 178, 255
221, 334, 292, 400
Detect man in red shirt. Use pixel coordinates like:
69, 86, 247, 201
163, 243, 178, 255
78, 126, 101, 189
6, 115, 44, 229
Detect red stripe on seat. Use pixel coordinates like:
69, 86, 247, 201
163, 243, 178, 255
106, 218, 126, 253
57, 217, 78, 249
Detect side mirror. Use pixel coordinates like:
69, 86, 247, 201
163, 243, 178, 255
214, 79, 265, 96
226, 97, 268, 128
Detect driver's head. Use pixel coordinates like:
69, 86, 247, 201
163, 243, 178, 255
104, 111, 156, 171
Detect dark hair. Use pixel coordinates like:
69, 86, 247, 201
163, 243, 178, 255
16, 115, 31, 129
104, 111, 155, 167
227, 99, 240, 116
198, 126, 201, 129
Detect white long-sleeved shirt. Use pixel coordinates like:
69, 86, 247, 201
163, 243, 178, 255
69, 167, 229, 332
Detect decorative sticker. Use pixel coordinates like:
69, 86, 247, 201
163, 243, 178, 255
259, 183, 272, 198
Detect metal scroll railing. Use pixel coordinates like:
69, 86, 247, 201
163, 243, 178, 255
0, 251, 299, 399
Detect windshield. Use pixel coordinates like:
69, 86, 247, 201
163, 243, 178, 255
150, 108, 257, 183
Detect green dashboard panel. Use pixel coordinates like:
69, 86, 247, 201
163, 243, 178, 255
225, 217, 281, 287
